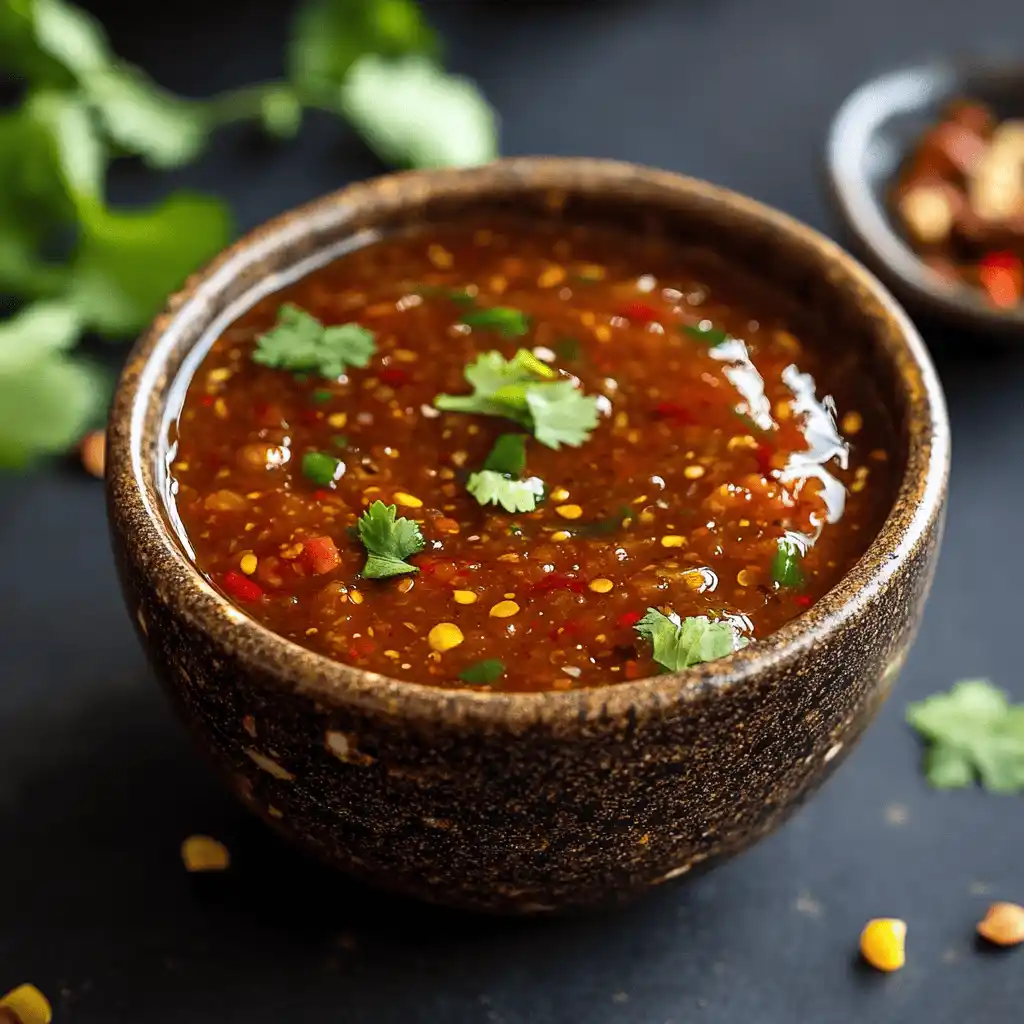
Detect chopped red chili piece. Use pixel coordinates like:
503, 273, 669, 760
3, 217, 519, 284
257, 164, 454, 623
755, 441, 774, 477
617, 610, 644, 630
624, 659, 644, 680
978, 252, 1023, 308
304, 535, 341, 575
348, 636, 376, 659
654, 401, 695, 425
379, 367, 410, 387
794, 594, 814, 608
222, 570, 264, 602
200, 395, 214, 407
617, 300, 660, 323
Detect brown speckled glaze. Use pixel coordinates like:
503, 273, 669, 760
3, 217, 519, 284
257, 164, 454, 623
106, 159, 949, 914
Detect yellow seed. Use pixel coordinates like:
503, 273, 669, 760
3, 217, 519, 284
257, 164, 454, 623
213, 397, 229, 420
348, 590, 364, 605
428, 622, 464, 652
639, 509, 656, 524
595, 325, 612, 343
180, 835, 231, 873
551, 531, 571, 542
682, 570, 706, 591
0, 985, 52, 1024
239, 553, 258, 575
384, 649, 400, 659
489, 600, 520, 618
453, 590, 477, 605
774, 329, 802, 356
727, 434, 758, 452
397, 577, 415, 594
207, 367, 232, 384
555, 504, 583, 520
684, 465, 705, 480
503, 592, 515, 599
328, 412, 348, 429
578, 263, 606, 280
550, 487, 571, 502
661, 535, 686, 548
393, 491, 423, 508
267, 806, 284, 819
977, 902, 1024, 947
851, 478, 867, 493
537, 265, 566, 288
841, 410, 863, 436
488, 274, 507, 294
427, 243, 453, 269
775, 400, 792, 421
859, 918, 906, 972
736, 567, 759, 587
589, 578, 613, 593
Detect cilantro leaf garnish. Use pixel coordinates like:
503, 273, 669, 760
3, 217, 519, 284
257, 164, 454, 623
435, 349, 599, 450
772, 537, 805, 588
906, 680, 1024, 793
357, 500, 425, 579
553, 337, 583, 363
253, 304, 376, 380
459, 659, 505, 685
301, 451, 343, 487
460, 305, 531, 338
682, 322, 728, 345
634, 608, 748, 672
483, 433, 528, 476
466, 470, 545, 514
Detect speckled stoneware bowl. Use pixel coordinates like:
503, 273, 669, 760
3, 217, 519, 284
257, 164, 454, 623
107, 158, 949, 914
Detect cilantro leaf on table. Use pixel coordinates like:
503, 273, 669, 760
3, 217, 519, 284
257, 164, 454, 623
71, 193, 232, 336
466, 470, 544, 514
252, 304, 377, 380
340, 54, 498, 169
356, 500, 425, 578
634, 608, 748, 672
459, 659, 505, 685
906, 680, 1024, 793
435, 350, 599, 450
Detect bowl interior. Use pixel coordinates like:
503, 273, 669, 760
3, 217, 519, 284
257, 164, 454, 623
827, 59, 1024, 334
117, 159, 946, 714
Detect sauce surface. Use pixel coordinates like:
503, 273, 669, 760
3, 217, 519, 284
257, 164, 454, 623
167, 220, 895, 692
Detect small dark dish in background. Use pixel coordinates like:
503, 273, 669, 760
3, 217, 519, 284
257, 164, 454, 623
827, 59, 1024, 335
106, 159, 949, 914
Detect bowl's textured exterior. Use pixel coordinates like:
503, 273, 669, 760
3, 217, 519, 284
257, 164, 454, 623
106, 159, 949, 913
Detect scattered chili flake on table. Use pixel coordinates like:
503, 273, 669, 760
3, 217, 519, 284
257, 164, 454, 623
166, 218, 895, 692
893, 98, 1024, 309
977, 901, 1024, 947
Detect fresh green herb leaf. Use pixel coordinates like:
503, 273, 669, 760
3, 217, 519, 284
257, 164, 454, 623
459, 659, 505, 685
906, 680, 1024, 793
357, 499, 425, 578
31, 0, 109, 77
288, 0, 437, 101
526, 379, 600, 449
311, 388, 335, 404
332, 434, 349, 449
339, 54, 497, 169
772, 537, 805, 588
460, 305, 530, 338
634, 608, 748, 672
682, 322, 728, 345
71, 192, 232, 336
0, 346, 106, 468
553, 337, 583, 363
466, 470, 544, 514
252, 304, 377, 380
435, 349, 598, 450
84, 65, 207, 170
483, 433, 528, 476
302, 451, 343, 486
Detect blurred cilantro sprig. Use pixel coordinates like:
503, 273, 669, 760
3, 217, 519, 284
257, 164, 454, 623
0, 0, 498, 468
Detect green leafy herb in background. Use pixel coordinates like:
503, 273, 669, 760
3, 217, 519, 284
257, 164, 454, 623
0, 0, 499, 468
906, 680, 1024, 794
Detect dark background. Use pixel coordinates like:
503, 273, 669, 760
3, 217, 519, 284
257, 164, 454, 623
3, 1, 1024, 1021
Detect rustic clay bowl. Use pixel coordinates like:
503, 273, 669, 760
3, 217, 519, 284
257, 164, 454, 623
107, 158, 949, 914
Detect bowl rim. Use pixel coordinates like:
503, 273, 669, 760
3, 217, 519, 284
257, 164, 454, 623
108, 156, 950, 727
826, 56, 1024, 333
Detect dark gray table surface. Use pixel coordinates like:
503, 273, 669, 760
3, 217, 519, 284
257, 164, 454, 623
3, 1, 1024, 1021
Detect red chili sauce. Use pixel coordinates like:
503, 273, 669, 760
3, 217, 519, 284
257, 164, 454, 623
166, 220, 896, 692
